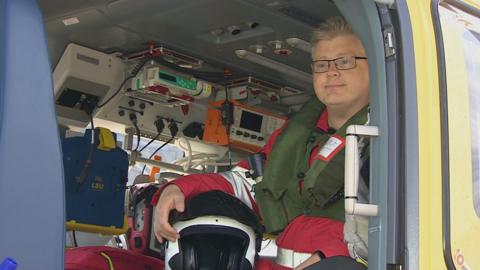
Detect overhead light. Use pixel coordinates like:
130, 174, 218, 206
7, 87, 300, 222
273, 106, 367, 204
235, 50, 312, 84
248, 44, 267, 54
268, 40, 292, 56
286, 38, 311, 53
62, 17, 80, 26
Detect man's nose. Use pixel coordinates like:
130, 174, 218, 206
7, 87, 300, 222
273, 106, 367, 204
326, 61, 340, 75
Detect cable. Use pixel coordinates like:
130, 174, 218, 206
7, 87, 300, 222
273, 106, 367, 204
139, 118, 166, 153
96, 57, 150, 109
139, 132, 160, 153
220, 68, 234, 168
140, 137, 175, 175
149, 138, 174, 160
72, 230, 78, 247
128, 113, 141, 152
96, 74, 135, 109
261, 239, 272, 251
76, 114, 95, 187
140, 119, 177, 175
133, 122, 141, 152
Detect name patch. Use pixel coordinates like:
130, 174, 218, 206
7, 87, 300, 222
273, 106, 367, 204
315, 135, 345, 162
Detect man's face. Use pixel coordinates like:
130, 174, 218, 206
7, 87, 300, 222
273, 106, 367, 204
311, 34, 370, 113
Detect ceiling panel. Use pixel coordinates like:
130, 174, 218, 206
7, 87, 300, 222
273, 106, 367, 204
39, 0, 340, 90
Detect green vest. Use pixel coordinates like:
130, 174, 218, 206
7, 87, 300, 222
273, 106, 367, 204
254, 99, 369, 233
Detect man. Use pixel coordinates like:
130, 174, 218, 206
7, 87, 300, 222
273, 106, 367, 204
151, 16, 370, 270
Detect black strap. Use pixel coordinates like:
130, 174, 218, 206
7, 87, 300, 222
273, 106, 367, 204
304, 256, 367, 270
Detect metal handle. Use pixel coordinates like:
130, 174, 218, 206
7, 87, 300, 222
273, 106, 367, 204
344, 125, 379, 216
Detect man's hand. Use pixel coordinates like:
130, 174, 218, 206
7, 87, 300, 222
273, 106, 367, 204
153, 185, 185, 243
293, 253, 321, 270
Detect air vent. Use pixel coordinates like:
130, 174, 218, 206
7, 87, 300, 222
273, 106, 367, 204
76, 53, 99, 65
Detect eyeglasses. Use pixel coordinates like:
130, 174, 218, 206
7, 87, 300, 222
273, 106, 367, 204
311, 56, 368, 73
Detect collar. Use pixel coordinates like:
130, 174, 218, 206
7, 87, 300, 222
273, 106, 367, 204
316, 109, 330, 132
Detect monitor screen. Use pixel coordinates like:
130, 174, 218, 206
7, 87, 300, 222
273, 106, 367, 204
159, 72, 177, 83
239, 110, 263, 133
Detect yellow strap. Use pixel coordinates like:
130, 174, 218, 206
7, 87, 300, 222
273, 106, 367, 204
355, 256, 368, 267
100, 252, 115, 270
97, 127, 116, 151
262, 233, 277, 240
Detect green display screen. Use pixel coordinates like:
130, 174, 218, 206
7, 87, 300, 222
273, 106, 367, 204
159, 71, 197, 91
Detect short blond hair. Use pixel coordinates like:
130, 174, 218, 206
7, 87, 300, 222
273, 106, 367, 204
310, 16, 354, 52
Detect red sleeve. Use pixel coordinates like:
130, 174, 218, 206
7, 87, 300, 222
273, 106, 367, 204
150, 173, 262, 218
275, 216, 349, 258
150, 173, 235, 206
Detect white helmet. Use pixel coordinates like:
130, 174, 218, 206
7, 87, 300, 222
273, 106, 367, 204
164, 190, 263, 270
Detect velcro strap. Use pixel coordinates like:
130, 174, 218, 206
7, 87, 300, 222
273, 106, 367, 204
97, 127, 116, 151
275, 247, 311, 268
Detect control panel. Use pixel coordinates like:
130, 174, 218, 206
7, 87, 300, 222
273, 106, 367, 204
203, 100, 286, 152
131, 66, 212, 99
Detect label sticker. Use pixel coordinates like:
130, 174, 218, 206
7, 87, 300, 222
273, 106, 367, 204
315, 135, 345, 162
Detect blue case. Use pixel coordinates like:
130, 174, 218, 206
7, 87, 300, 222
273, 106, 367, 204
62, 128, 129, 234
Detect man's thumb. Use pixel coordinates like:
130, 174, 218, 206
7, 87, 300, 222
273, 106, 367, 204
174, 197, 185, 212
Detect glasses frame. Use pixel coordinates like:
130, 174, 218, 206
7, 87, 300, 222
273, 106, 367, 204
311, 56, 368, 73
